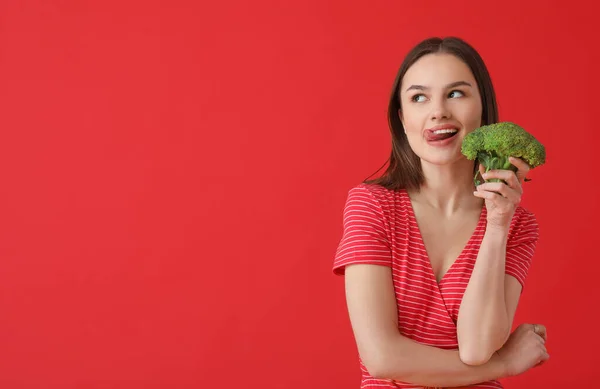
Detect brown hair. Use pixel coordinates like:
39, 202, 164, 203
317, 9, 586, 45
365, 36, 499, 191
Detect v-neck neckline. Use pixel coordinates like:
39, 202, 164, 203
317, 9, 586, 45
402, 189, 487, 287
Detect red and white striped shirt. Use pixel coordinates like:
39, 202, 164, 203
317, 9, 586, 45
333, 183, 539, 389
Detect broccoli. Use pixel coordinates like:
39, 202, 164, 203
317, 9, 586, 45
461, 122, 546, 186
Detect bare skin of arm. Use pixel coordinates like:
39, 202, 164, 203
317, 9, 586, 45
458, 158, 532, 365
345, 264, 548, 386
345, 264, 505, 386
456, 226, 523, 365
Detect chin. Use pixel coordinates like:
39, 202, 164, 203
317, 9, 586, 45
419, 151, 464, 167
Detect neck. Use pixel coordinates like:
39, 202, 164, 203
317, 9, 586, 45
409, 159, 481, 216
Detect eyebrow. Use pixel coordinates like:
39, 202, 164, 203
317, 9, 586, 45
405, 81, 472, 92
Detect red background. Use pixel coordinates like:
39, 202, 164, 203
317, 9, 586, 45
0, 1, 596, 388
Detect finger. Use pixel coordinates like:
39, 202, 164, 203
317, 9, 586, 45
482, 170, 522, 191
476, 182, 521, 203
535, 352, 550, 367
508, 156, 531, 182
533, 324, 547, 341
536, 334, 546, 345
472, 189, 520, 207
473, 189, 504, 201
533, 323, 546, 336
509, 156, 530, 172
479, 163, 486, 176
537, 343, 548, 359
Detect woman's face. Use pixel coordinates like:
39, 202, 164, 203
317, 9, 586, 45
398, 53, 483, 167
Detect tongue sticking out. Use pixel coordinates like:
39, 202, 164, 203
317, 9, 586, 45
427, 131, 457, 141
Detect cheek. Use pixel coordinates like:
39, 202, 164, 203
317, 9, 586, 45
400, 105, 424, 133
402, 120, 424, 151
458, 101, 483, 128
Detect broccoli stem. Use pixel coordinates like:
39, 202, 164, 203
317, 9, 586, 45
475, 151, 517, 185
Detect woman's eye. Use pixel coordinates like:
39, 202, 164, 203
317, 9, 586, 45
412, 94, 426, 102
449, 90, 464, 98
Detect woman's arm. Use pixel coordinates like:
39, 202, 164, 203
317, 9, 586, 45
456, 225, 522, 365
345, 264, 506, 387
459, 158, 534, 365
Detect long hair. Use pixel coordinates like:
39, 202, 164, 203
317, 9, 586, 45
365, 37, 499, 191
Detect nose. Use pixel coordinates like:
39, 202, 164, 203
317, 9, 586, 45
430, 99, 452, 121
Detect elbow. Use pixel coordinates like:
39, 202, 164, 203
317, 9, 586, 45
458, 325, 510, 366
363, 353, 391, 379
361, 349, 400, 380
458, 333, 507, 366
458, 346, 494, 366
366, 365, 388, 380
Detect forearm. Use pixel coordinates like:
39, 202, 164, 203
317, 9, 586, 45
373, 334, 505, 386
457, 225, 510, 363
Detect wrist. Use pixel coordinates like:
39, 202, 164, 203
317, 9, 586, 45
485, 223, 509, 239
490, 351, 509, 379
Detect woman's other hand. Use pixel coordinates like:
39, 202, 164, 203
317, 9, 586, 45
494, 323, 549, 378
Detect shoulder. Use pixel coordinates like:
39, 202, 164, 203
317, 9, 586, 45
511, 206, 539, 231
508, 205, 540, 245
341, 184, 386, 221
345, 182, 405, 208
348, 182, 387, 197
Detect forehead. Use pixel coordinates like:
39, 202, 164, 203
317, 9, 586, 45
401, 53, 476, 89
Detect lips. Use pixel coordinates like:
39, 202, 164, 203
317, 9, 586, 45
425, 125, 459, 142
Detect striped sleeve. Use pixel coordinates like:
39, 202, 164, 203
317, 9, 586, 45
505, 209, 539, 287
332, 185, 392, 275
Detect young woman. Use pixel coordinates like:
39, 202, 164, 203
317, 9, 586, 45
333, 37, 548, 389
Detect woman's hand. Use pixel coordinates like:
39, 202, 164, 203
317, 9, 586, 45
473, 157, 530, 229
495, 323, 549, 378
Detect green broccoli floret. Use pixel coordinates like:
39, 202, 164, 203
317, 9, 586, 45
461, 122, 546, 186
